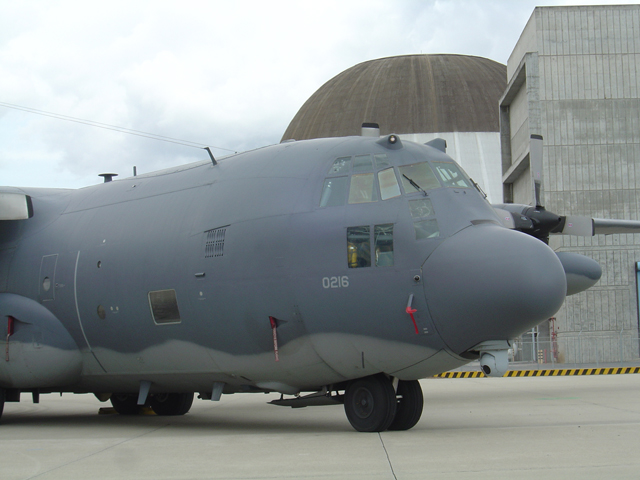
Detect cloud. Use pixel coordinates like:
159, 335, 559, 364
1, 0, 636, 188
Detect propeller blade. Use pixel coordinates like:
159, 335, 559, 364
491, 207, 515, 229
530, 134, 543, 208
495, 135, 640, 241
554, 216, 640, 236
593, 218, 640, 235
557, 215, 594, 236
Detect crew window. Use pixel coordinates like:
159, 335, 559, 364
329, 157, 351, 175
374, 224, 394, 266
409, 198, 440, 239
413, 219, 440, 239
409, 198, 435, 218
149, 289, 181, 325
320, 177, 349, 207
352, 154, 374, 172
347, 224, 394, 268
348, 174, 378, 204
347, 226, 371, 268
320, 154, 401, 208
378, 168, 401, 200
398, 163, 441, 193
432, 162, 471, 188
374, 154, 391, 169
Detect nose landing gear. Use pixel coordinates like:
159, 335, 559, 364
344, 374, 424, 432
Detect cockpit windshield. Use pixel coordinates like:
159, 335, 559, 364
398, 163, 441, 194
319, 154, 473, 208
432, 162, 471, 188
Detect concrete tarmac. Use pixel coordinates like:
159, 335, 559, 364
1, 374, 639, 479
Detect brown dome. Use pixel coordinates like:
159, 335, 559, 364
282, 54, 507, 141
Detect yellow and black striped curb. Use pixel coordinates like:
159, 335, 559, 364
435, 366, 640, 378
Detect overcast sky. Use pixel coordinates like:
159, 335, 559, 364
1, 0, 636, 189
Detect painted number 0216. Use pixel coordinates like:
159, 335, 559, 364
322, 276, 349, 289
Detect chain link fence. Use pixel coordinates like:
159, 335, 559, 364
510, 334, 640, 367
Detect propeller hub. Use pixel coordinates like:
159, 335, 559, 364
522, 206, 563, 242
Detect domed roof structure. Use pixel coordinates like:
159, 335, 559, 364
282, 54, 506, 141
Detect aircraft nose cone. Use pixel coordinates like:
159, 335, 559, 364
423, 225, 567, 355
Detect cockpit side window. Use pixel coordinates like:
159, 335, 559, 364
432, 162, 471, 188
320, 177, 349, 207
347, 226, 371, 268
398, 163, 441, 194
348, 173, 378, 204
374, 154, 391, 169
321, 154, 399, 207
409, 198, 440, 239
352, 154, 374, 172
374, 224, 394, 266
347, 224, 395, 268
329, 157, 351, 175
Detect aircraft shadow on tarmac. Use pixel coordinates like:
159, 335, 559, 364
0, 403, 357, 434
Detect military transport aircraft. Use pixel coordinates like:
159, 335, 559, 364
1, 124, 638, 432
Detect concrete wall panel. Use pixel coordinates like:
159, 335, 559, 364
505, 5, 640, 362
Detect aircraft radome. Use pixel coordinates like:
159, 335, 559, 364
1, 124, 639, 432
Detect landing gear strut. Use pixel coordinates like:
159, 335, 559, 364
344, 374, 425, 432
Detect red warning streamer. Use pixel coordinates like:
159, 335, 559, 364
405, 295, 419, 335
6, 316, 15, 361
269, 316, 279, 362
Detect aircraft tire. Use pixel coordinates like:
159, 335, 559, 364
149, 393, 194, 416
387, 380, 423, 431
110, 394, 140, 415
344, 374, 397, 432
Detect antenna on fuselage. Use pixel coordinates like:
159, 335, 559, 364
361, 122, 380, 137
204, 147, 218, 166
99, 173, 118, 183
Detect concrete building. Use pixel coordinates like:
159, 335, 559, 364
501, 5, 640, 363
282, 54, 506, 203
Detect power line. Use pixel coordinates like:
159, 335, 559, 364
0, 101, 237, 153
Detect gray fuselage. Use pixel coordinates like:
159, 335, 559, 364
0, 135, 567, 396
